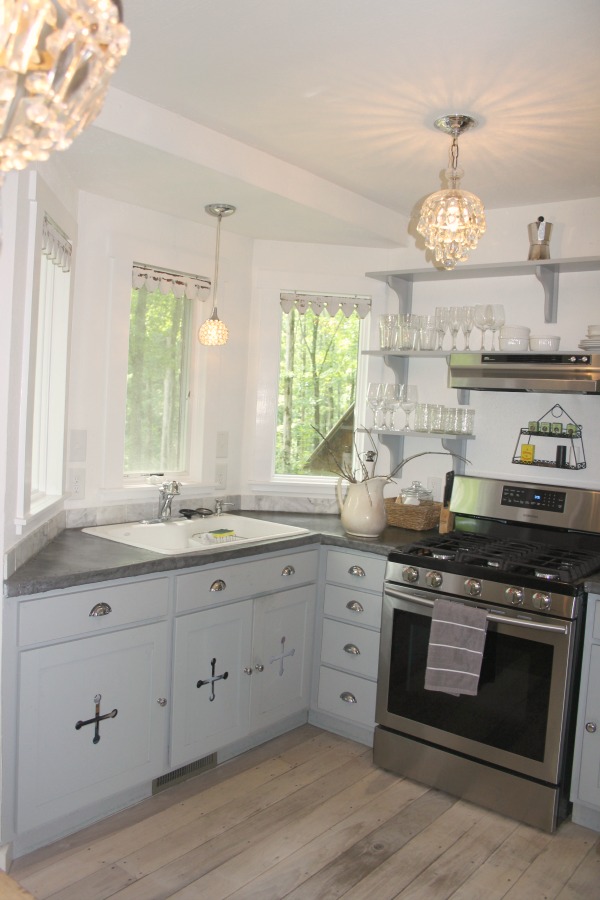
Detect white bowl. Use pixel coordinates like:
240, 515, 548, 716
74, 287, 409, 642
588, 324, 600, 336
499, 337, 529, 351
529, 336, 560, 351
500, 325, 531, 339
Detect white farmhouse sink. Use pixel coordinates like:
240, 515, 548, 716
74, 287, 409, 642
83, 514, 309, 555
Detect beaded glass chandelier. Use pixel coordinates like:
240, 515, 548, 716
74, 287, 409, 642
417, 114, 486, 270
198, 204, 235, 347
0, 0, 130, 179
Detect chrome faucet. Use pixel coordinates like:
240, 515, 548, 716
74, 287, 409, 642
158, 481, 180, 519
214, 499, 234, 516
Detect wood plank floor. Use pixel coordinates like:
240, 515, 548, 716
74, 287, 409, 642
11, 726, 600, 900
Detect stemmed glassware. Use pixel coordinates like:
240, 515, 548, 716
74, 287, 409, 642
448, 307, 464, 351
489, 304, 505, 350
382, 383, 403, 430
461, 305, 475, 350
435, 306, 451, 350
400, 384, 418, 431
474, 304, 491, 350
367, 382, 385, 429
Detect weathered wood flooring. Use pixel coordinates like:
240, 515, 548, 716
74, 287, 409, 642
11, 725, 600, 899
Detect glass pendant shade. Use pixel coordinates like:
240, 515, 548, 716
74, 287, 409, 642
0, 0, 130, 178
198, 203, 235, 347
417, 115, 486, 270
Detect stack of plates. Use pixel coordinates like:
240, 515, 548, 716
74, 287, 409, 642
579, 325, 600, 350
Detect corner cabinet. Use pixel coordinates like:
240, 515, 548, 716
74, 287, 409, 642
571, 593, 600, 831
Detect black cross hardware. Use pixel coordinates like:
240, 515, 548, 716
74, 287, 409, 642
75, 693, 118, 744
197, 657, 229, 701
270, 635, 295, 676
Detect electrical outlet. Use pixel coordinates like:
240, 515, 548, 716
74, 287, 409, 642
215, 430, 228, 459
215, 462, 227, 489
68, 468, 86, 496
427, 476, 443, 503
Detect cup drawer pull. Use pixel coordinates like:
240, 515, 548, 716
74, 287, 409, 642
89, 602, 112, 617
343, 643, 361, 655
340, 691, 357, 704
346, 600, 364, 614
281, 565, 295, 577
210, 579, 227, 592
348, 565, 365, 577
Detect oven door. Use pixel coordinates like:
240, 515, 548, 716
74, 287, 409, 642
376, 585, 579, 785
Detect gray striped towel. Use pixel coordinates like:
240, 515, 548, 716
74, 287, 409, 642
424, 598, 488, 696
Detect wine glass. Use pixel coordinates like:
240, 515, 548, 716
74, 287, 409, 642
400, 384, 418, 431
474, 304, 491, 350
382, 383, 403, 430
367, 382, 385, 429
435, 306, 451, 350
489, 304, 505, 350
448, 307, 464, 351
461, 306, 475, 350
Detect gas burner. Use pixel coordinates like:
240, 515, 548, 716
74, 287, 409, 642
431, 551, 455, 560
535, 570, 561, 581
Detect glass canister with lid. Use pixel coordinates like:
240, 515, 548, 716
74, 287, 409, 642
399, 480, 433, 506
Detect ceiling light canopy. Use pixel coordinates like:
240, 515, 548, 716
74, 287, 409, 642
417, 114, 486, 270
198, 203, 235, 347
0, 0, 130, 179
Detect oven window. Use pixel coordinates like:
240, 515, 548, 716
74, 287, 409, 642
388, 609, 553, 762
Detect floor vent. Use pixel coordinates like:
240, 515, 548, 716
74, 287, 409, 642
152, 753, 217, 794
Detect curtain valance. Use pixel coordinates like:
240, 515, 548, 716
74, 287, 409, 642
42, 216, 72, 272
132, 264, 211, 301
280, 291, 371, 319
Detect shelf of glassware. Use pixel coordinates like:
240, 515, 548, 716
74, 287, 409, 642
357, 428, 473, 476
363, 350, 471, 405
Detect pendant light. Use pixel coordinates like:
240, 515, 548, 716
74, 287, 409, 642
417, 114, 486, 270
198, 203, 235, 346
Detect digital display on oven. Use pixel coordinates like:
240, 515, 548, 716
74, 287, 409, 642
501, 485, 566, 512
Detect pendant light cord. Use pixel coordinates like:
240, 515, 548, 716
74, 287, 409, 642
211, 213, 222, 314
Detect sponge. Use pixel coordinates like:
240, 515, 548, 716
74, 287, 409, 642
208, 528, 236, 541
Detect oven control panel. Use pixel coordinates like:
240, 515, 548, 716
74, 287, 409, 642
501, 485, 565, 513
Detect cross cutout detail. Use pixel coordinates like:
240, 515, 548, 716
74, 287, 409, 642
197, 657, 229, 701
75, 694, 118, 744
270, 636, 295, 676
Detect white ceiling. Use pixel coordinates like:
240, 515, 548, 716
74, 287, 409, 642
57, 0, 600, 246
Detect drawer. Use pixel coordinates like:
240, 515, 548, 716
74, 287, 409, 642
324, 583, 382, 630
321, 619, 380, 678
326, 549, 386, 593
317, 666, 377, 729
176, 548, 318, 613
18, 576, 169, 646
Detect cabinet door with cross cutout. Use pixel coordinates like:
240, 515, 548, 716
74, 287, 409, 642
171, 599, 253, 768
250, 585, 315, 730
17, 621, 169, 833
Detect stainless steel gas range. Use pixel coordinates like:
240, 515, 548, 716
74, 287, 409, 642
374, 475, 600, 832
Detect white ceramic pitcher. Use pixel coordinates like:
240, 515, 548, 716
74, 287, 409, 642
336, 476, 388, 538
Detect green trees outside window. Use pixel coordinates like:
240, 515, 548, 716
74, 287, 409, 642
276, 308, 361, 476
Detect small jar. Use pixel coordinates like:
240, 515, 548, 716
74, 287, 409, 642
400, 480, 434, 506
413, 403, 431, 432
429, 404, 445, 433
455, 408, 475, 434
442, 407, 458, 433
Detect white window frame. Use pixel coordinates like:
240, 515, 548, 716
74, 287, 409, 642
15, 173, 76, 533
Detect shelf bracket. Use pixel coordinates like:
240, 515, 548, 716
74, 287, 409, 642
441, 437, 469, 475
534, 265, 559, 323
387, 275, 413, 316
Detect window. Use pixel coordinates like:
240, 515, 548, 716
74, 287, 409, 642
124, 264, 210, 476
31, 216, 72, 504
275, 292, 370, 478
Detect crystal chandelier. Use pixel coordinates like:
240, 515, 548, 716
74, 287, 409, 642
0, 0, 130, 179
198, 203, 235, 347
417, 114, 486, 270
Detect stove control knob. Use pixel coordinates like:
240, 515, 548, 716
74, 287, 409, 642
426, 570, 443, 589
403, 566, 419, 584
532, 591, 552, 611
464, 578, 482, 597
505, 586, 524, 606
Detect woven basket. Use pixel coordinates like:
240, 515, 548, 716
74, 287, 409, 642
384, 498, 442, 531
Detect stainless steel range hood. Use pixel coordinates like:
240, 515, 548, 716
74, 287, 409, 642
448, 352, 600, 393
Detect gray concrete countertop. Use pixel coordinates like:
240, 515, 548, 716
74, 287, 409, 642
4, 511, 429, 598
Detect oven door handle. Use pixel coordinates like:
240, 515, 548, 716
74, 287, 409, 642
384, 587, 569, 635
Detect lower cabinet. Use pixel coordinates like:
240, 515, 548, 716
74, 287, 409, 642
17, 620, 169, 832
571, 594, 600, 830
171, 583, 315, 767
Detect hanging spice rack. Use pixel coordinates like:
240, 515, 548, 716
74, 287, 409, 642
512, 403, 586, 470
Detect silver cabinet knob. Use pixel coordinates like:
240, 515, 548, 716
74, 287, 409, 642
157, 698, 167, 707
340, 691, 357, 704
343, 643, 361, 655
346, 599, 364, 614
348, 565, 365, 577
586, 722, 597, 734
89, 602, 112, 617
210, 579, 226, 592
254, 664, 264, 672
243, 666, 253, 676
281, 565, 295, 576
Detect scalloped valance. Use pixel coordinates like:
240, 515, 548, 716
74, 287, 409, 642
280, 291, 371, 318
132, 263, 211, 301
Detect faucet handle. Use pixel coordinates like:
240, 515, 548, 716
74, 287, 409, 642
162, 480, 181, 494
215, 500, 234, 515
